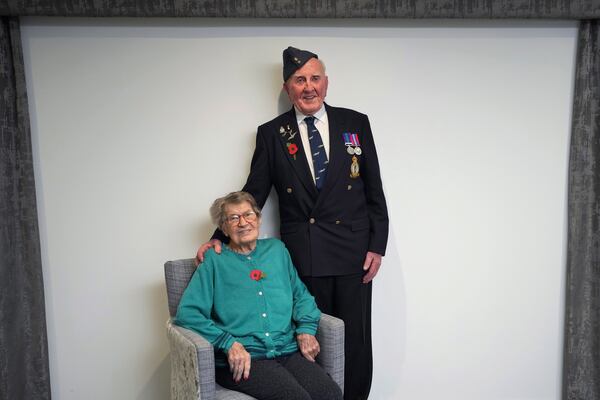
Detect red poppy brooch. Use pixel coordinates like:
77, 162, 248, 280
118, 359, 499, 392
287, 143, 298, 159
250, 269, 266, 281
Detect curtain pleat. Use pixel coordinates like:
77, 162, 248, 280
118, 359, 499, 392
0, 4, 597, 399
0, 16, 51, 400
0, 0, 599, 18
564, 19, 600, 400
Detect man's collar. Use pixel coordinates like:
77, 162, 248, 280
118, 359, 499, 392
294, 104, 327, 124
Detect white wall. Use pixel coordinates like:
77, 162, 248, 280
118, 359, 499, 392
21, 18, 577, 400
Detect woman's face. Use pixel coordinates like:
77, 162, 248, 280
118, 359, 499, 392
222, 201, 261, 249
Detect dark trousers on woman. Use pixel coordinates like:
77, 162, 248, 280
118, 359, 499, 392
216, 352, 342, 400
301, 273, 373, 400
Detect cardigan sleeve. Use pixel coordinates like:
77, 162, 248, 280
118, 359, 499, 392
173, 255, 236, 352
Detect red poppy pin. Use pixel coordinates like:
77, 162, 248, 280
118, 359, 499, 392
287, 143, 298, 160
250, 269, 266, 281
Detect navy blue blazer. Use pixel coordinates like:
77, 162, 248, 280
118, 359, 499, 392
218, 103, 389, 277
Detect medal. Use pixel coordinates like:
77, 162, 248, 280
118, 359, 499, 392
344, 133, 362, 156
343, 133, 353, 146
350, 155, 360, 178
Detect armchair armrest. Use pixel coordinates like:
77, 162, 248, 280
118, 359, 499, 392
166, 318, 216, 400
315, 313, 345, 393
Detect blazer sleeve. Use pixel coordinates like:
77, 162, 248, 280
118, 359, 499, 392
283, 246, 321, 335
211, 127, 274, 242
360, 115, 389, 256
242, 127, 274, 208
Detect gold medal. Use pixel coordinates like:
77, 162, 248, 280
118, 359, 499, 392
350, 155, 360, 178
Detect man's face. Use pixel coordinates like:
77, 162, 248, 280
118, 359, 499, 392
284, 58, 328, 115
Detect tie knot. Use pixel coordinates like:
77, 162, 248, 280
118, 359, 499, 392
304, 116, 315, 125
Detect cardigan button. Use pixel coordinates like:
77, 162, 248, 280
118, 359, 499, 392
287, 187, 292, 193
262, 313, 267, 317
309, 218, 315, 224
265, 332, 270, 337
258, 291, 263, 296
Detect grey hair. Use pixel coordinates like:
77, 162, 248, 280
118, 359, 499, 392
318, 59, 327, 74
210, 191, 261, 231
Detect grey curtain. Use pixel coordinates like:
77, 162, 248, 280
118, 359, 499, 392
0, 0, 599, 18
564, 19, 600, 400
0, 2, 599, 400
0, 16, 51, 400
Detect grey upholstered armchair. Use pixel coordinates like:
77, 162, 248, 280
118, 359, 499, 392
164, 258, 345, 400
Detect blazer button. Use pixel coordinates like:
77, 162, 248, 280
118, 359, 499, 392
347, 185, 352, 190
287, 187, 292, 193
335, 220, 341, 224
309, 218, 315, 224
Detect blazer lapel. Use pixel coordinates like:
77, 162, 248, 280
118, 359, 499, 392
317, 104, 345, 201
277, 108, 319, 199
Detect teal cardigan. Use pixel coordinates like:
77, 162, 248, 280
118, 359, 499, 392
174, 238, 321, 365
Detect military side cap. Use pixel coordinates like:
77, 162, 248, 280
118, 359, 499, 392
282, 46, 318, 82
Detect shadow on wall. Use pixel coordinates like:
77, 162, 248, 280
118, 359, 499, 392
371, 223, 407, 399
137, 355, 170, 400
279, 89, 291, 115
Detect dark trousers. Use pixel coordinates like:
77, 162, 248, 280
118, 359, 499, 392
215, 352, 342, 400
301, 273, 373, 400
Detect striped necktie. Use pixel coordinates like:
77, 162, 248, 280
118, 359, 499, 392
304, 116, 328, 191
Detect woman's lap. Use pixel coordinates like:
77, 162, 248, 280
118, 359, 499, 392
215, 352, 342, 400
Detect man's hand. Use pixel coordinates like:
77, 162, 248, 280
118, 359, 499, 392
297, 333, 320, 362
362, 251, 383, 283
195, 239, 222, 264
227, 342, 251, 382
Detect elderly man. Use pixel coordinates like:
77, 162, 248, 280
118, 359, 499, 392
197, 46, 389, 400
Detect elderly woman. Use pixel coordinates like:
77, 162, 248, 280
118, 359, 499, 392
175, 191, 342, 400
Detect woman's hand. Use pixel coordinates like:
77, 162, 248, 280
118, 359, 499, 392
227, 342, 251, 382
297, 333, 320, 362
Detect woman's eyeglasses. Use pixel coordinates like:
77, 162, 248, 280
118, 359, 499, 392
225, 211, 258, 225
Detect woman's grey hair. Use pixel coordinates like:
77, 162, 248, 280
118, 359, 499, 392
210, 191, 261, 231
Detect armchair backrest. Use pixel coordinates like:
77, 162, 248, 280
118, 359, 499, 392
164, 258, 198, 317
